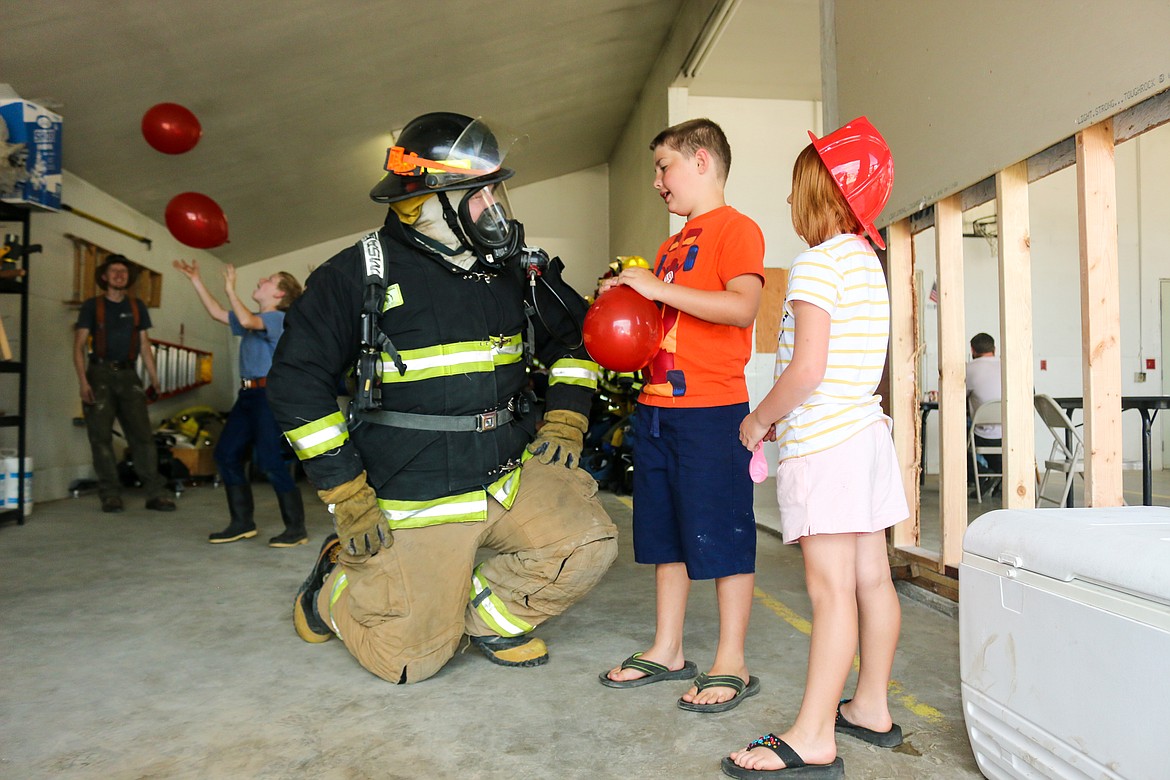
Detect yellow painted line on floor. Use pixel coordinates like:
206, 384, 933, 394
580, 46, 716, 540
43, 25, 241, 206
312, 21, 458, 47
753, 586, 945, 724
753, 586, 812, 635
608, 492, 946, 724
887, 680, 945, 724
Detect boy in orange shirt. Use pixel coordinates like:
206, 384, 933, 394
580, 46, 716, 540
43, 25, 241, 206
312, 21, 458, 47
598, 118, 765, 712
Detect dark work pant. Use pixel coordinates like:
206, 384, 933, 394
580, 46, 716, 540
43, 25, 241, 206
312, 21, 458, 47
213, 387, 295, 492
83, 362, 165, 499
970, 433, 1002, 481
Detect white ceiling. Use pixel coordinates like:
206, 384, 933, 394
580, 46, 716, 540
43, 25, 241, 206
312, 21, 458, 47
3, 0, 818, 265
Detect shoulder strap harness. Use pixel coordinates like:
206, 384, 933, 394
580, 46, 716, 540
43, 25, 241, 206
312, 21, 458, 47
93, 295, 141, 361
354, 232, 408, 412
351, 231, 532, 431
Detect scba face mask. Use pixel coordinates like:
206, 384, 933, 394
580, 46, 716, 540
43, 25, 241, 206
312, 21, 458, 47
457, 183, 523, 268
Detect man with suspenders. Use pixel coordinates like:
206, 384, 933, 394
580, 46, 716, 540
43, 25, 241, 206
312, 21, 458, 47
73, 255, 176, 514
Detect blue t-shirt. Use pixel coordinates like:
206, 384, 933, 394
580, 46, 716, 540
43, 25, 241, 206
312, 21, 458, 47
229, 310, 284, 379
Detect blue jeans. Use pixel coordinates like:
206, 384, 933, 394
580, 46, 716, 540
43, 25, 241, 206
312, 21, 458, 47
213, 388, 295, 492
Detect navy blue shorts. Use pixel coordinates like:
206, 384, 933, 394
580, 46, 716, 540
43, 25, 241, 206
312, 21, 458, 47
631, 402, 756, 580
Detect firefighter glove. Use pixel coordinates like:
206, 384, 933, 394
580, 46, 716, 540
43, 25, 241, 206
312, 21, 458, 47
317, 472, 392, 556
527, 409, 587, 469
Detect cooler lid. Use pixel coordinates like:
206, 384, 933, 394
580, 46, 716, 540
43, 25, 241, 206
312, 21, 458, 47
963, 506, 1170, 604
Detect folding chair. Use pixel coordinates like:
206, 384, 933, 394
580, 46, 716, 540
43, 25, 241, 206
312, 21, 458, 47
1034, 393, 1083, 507
968, 400, 1003, 503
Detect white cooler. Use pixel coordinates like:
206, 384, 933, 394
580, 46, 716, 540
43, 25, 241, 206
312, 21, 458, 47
959, 507, 1170, 780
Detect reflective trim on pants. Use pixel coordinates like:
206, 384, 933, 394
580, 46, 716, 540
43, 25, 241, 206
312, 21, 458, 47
470, 564, 534, 637
327, 572, 348, 641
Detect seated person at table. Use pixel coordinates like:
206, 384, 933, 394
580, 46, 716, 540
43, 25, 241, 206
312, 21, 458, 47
966, 332, 1001, 491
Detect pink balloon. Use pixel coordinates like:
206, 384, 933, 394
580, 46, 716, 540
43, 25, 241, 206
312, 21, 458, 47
142, 103, 202, 155
165, 192, 228, 249
582, 286, 663, 372
750, 445, 768, 483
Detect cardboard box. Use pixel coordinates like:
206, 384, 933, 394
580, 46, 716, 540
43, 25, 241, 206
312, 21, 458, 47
171, 446, 216, 477
0, 98, 63, 211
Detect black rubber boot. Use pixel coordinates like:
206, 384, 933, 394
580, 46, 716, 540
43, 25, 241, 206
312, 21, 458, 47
269, 488, 308, 548
294, 534, 340, 643
209, 483, 257, 544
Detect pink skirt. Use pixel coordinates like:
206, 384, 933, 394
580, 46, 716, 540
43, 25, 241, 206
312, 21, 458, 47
775, 420, 909, 545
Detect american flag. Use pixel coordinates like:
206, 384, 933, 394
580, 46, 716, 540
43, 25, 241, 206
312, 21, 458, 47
929, 281, 939, 303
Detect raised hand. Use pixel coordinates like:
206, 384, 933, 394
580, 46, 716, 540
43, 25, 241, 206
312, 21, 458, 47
172, 259, 200, 281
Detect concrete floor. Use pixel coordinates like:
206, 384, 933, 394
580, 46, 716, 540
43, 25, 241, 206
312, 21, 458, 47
0, 477, 989, 779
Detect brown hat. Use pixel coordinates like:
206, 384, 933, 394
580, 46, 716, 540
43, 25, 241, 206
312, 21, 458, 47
95, 254, 139, 291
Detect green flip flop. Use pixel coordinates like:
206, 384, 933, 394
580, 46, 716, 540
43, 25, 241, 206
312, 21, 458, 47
677, 672, 761, 713
599, 652, 698, 688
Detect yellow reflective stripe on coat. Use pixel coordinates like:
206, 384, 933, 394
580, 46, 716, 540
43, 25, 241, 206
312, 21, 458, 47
548, 358, 599, 390
380, 334, 523, 384
489, 333, 524, 365
470, 564, 534, 637
378, 490, 490, 527
486, 464, 523, 510
327, 572, 348, 640
285, 412, 349, 460
373, 459, 528, 529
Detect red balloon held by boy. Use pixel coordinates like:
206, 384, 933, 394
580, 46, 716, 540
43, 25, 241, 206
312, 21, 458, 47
141, 103, 202, 155
165, 192, 229, 249
582, 286, 663, 372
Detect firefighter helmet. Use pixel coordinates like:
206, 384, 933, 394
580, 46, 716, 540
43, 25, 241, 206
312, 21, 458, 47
808, 116, 894, 249
370, 112, 515, 203
372, 112, 524, 268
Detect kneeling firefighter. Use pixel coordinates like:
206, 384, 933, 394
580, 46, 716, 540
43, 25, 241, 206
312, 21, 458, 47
267, 112, 618, 683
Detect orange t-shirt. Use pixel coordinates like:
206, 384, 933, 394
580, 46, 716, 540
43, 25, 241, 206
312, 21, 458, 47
639, 205, 765, 408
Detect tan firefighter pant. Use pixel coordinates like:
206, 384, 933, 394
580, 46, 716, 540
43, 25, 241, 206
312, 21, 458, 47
316, 459, 618, 683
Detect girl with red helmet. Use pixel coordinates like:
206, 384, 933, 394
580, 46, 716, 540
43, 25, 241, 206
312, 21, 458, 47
723, 118, 906, 779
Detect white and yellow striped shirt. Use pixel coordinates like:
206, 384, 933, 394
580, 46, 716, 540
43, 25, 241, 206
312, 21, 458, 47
774, 233, 890, 461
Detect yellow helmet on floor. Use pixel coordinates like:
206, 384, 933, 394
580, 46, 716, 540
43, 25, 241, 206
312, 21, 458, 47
618, 255, 649, 270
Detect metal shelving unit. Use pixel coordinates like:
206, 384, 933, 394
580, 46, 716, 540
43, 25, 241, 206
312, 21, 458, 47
0, 202, 32, 525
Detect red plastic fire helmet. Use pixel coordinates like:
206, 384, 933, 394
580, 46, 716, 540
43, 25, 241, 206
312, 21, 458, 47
808, 116, 894, 249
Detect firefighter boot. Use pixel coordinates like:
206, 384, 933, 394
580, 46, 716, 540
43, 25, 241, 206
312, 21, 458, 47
268, 488, 308, 548
469, 634, 549, 668
208, 483, 258, 543
294, 533, 340, 643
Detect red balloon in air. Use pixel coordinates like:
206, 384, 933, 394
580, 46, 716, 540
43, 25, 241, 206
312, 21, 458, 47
583, 286, 663, 372
142, 103, 202, 154
165, 192, 229, 249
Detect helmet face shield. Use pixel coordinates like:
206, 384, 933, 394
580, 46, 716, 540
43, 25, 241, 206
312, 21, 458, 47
432, 118, 515, 188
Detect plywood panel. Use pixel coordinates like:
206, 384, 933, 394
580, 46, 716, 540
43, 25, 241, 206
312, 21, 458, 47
65, 236, 162, 308
755, 267, 788, 352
